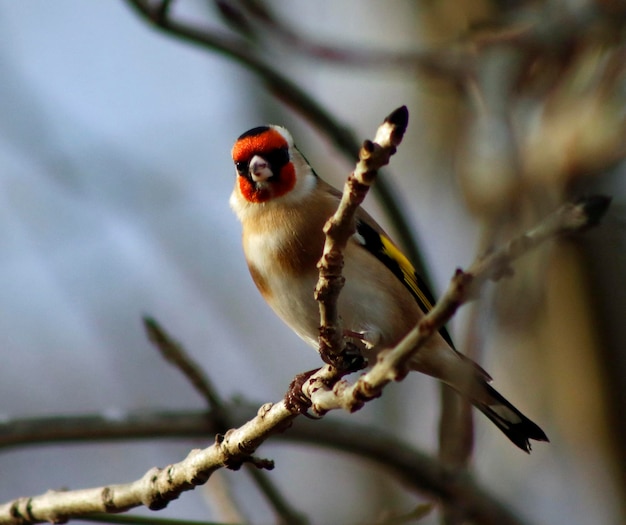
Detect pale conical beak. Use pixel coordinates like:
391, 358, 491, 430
249, 155, 273, 182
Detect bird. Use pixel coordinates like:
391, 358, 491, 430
229, 122, 549, 453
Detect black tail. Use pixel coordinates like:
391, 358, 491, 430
475, 383, 549, 453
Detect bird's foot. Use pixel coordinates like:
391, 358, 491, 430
285, 368, 319, 417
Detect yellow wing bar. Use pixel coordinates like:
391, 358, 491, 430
379, 234, 434, 312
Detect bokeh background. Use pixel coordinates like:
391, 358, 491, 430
1, 2, 625, 524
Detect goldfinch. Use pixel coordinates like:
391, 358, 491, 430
230, 124, 549, 452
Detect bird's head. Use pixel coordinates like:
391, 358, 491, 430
230, 125, 316, 206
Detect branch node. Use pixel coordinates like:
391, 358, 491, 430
101, 487, 116, 513
143, 467, 170, 511
257, 402, 274, 418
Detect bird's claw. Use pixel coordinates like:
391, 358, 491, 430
285, 368, 319, 417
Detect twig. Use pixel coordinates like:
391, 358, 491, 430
143, 317, 308, 525
0, 408, 529, 525
143, 317, 222, 411
0, 401, 295, 525
214, 0, 475, 75
315, 106, 409, 365
203, 472, 247, 524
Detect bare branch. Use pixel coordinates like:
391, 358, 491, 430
315, 106, 409, 365
214, 0, 476, 76
143, 317, 222, 411
143, 317, 308, 525
0, 401, 294, 525
0, 408, 528, 525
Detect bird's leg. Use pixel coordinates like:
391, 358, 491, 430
286, 341, 367, 416
341, 341, 367, 372
320, 334, 367, 374
285, 368, 318, 417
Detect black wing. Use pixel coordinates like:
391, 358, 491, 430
355, 218, 455, 349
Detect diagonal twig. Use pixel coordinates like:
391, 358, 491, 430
314, 106, 409, 366
143, 317, 308, 525
143, 317, 223, 411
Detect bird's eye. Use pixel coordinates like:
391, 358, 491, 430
264, 147, 289, 169
235, 161, 248, 174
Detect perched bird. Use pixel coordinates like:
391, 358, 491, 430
229, 124, 549, 452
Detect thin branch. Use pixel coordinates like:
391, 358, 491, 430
0, 410, 221, 450
143, 317, 222, 411
213, 0, 476, 75
202, 472, 248, 524
0, 408, 528, 525
143, 317, 308, 525
315, 106, 409, 364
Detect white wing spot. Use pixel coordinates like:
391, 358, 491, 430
490, 405, 522, 424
